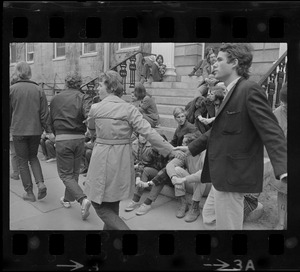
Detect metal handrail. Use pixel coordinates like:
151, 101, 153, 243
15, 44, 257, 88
110, 51, 156, 71
80, 76, 99, 90
258, 50, 287, 85
79, 51, 156, 91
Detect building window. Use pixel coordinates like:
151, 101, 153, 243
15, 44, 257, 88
119, 43, 140, 50
54, 43, 66, 59
26, 43, 34, 62
82, 43, 96, 55
10, 43, 17, 64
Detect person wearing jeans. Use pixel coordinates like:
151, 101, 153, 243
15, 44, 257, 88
50, 71, 93, 220
10, 61, 52, 202
13, 136, 46, 196
10, 134, 20, 180
55, 139, 86, 203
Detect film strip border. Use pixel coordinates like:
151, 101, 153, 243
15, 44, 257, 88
3, 2, 300, 41
7, 15, 288, 40
4, 232, 299, 270
3, 2, 300, 271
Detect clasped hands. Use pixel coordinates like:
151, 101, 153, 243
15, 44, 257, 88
135, 177, 149, 188
171, 148, 188, 160
172, 145, 190, 157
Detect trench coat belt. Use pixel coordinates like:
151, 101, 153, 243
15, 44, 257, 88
95, 138, 131, 145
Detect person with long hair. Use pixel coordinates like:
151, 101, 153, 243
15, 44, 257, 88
140, 54, 166, 83
134, 82, 160, 128
10, 61, 53, 202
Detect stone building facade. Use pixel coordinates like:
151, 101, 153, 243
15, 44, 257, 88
9, 42, 286, 102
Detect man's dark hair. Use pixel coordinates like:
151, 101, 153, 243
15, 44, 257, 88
219, 43, 253, 79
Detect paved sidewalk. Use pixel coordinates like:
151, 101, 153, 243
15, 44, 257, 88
9, 153, 206, 231
9, 153, 271, 231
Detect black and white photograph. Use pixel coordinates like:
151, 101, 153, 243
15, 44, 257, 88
9, 42, 288, 231
4, 1, 300, 271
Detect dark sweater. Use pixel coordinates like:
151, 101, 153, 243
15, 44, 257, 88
170, 121, 197, 147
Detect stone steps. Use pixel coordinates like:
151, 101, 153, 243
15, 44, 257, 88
155, 126, 176, 141
144, 81, 199, 89
155, 96, 193, 106
159, 114, 178, 128
148, 88, 196, 97
125, 80, 198, 139
157, 104, 179, 115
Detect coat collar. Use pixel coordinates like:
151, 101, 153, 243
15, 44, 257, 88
215, 77, 244, 118
103, 94, 124, 103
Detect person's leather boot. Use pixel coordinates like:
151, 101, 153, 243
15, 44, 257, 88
184, 201, 200, 222
37, 182, 47, 200
23, 191, 36, 202
176, 196, 189, 218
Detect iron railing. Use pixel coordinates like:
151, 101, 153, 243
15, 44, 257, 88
110, 51, 156, 93
78, 51, 156, 95
258, 50, 287, 109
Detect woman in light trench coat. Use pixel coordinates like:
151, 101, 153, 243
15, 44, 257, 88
84, 70, 183, 230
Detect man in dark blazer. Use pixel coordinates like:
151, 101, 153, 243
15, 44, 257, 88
174, 43, 287, 230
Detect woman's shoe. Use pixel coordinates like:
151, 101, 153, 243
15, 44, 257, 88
125, 200, 139, 212
23, 191, 36, 202
37, 182, 47, 200
60, 197, 71, 208
81, 198, 91, 220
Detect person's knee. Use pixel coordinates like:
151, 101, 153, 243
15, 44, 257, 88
175, 166, 186, 177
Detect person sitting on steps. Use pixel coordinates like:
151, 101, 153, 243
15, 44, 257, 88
140, 54, 166, 84
125, 133, 170, 215
188, 47, 215, 77
167, 132, 211, 222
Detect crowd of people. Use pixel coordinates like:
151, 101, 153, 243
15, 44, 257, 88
9, 43, 287, 230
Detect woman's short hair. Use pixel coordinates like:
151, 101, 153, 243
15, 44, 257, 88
280, 82, 287, 104
100, 70, 124, 97
156, 54, 164, 63
173, 107, 186, 118
65, 71, 83, 89
134, 82, 146, 100
14, 61, 32, 80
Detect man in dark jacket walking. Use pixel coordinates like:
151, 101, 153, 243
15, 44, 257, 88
50, 71, 93, 220
175, 43, 287, 230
